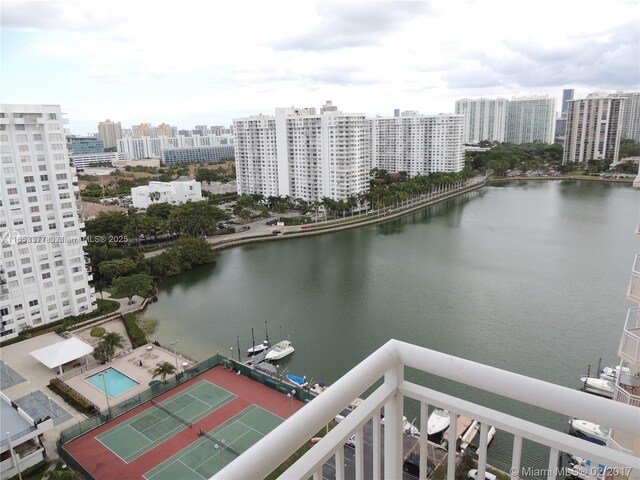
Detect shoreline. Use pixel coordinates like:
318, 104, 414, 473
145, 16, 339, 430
206, 175, 632, 252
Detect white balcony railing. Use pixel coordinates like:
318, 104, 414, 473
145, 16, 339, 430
619, 307, 640, 364
628, 255, 640, 304
214, 340, 640, 480
614, 384, 640, 408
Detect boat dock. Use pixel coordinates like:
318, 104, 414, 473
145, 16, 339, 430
456, 416, 474, 439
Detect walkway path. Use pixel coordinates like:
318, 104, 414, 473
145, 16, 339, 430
145, 177, 486, 258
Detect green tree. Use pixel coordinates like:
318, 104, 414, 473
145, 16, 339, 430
85, 211, 129, 244
169, 201, 228, 237
619, 139, 640, 158
152, 361, 177, 382
99, 332, 125, 361
98, 258, 137, 283
174, 237, 216, 266
146, 202, 175, 220
111, 273, 154, 304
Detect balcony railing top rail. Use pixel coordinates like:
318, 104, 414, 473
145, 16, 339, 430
213, 339, 640, 480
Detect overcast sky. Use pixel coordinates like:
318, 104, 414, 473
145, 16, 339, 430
2, 0, 638, 135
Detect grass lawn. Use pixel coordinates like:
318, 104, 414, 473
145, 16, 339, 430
265, 421, 336, 479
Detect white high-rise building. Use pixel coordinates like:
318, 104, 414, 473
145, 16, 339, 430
97, 119, 122, 150
370, 112, 465, 176
454, 98, 508, 144
505, 96, 556, 144
233, 115, 279, 198
234, 102, 371, 201
0, 104, 96, 339
617, 92, 640, 142
563, 93, 625, 165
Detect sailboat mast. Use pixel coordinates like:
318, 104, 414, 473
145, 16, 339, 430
251, 328, 256, 353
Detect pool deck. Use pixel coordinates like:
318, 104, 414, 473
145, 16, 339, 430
65, 345, 194, 410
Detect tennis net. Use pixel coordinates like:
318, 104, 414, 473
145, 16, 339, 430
198, 428, 241, 456
151, 400, 193, 428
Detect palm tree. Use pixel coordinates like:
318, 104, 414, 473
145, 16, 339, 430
94, 332, 124, 362
153, 361, 177, 382
311, 200, 322, 224
102, 332, 124, 355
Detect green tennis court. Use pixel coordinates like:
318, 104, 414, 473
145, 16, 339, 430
144, 405, 283, 480
97, 380, 235, 463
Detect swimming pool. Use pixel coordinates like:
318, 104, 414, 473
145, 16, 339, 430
86, 368, 139, 398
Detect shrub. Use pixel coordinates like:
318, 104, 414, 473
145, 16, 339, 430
62, 299, 120, 330
123, 313, 147, 348
49, 378, 98, 415
90, 326, 106, 337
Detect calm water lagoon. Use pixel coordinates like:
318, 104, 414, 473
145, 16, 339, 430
142, 180, 637, 471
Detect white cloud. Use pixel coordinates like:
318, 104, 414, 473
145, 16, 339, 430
2, 0, 637, 133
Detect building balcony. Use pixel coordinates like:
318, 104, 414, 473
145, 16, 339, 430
213, 340, 639, 479
619, 307, 640, 365
627, 255, 640, 304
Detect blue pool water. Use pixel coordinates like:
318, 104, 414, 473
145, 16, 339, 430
86, 368, 139, 398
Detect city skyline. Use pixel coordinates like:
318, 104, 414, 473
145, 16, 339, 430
2, 0, 638, 135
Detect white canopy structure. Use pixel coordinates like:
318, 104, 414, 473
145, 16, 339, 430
30, 337, 94, 375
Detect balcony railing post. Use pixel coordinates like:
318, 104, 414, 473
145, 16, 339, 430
383, 362, 403, 480
420, 402, 428, 479
372, 411, 381, 480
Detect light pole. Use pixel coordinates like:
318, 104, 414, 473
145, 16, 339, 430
6, 432, 22, 480
97, 371, 111, 418
170, 339, 180, 370
287, 389, 296, 414
47, 397, 53, 416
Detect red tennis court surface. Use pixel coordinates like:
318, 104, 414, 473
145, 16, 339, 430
65, 366, 304, 480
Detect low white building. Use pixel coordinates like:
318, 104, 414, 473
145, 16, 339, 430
1, 391, 53, 479
131, 176, 202, 209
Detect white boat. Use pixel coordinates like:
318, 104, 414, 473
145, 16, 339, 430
427, 409, 450, 436
569, 419, 611, 444
381, 415, 420, 437
310, 382, 328, 395
286, 374, 308, 388
247, 340, 269, 356
579, 377, 614, 398
599, 365, 630, 381
265, 340, 295, 361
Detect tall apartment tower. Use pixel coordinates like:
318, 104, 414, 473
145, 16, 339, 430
97, 119, 122, 150
505, 96, 556, 144
0, 104, 96, 339
563, 93, 625, 165
561, 89, 574, 117
454, 98, 508, 144
234, 102, 371, 201
233, 115, 279, 198
617, 92, 640, 142
370, 111, 464, 176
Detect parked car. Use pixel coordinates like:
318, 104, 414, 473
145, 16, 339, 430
468, 469, 497, 480
403, 453, 434, 479
272, 230, 282, 235
345, 434, 356, 448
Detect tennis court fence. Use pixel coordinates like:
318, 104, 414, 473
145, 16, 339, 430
57, 352, 316, 475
